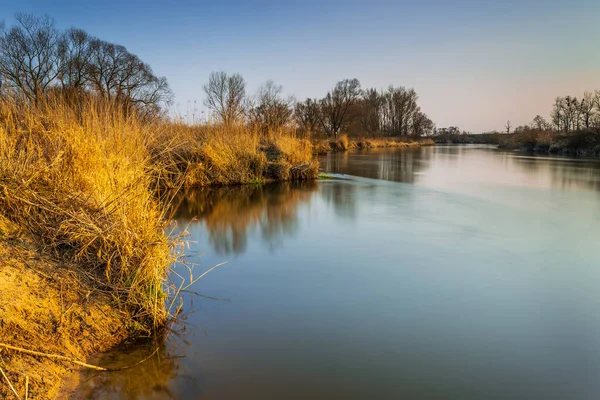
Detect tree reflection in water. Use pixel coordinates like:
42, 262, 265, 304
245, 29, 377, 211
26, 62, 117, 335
173, 181, 318, 256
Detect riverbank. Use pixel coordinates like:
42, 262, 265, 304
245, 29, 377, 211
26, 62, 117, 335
0, 216, 138, 399
0, 95, 318, 398
155, 124, 318, 187
312, 135, 435, 154
499, 129, 600, 157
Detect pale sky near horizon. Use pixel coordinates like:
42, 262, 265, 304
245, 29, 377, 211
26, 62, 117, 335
2, 0, 600, 132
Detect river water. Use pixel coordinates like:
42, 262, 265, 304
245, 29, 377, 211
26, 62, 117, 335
75, 145, 600, 399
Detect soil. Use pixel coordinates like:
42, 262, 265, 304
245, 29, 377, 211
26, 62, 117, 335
0, 216, 135, 399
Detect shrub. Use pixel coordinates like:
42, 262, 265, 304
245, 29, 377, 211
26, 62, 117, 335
331, 134, 349, 151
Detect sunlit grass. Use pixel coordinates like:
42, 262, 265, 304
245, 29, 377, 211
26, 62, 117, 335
0, 93, 319, 329
0, 94, 177, 327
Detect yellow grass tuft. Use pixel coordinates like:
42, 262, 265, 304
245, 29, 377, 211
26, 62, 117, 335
0, 94, 175, 327
153, 123, 318, 187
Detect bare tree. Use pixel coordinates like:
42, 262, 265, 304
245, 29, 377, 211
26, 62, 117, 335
505, 120, 512, 134
358, 88, 382, 135
86, 38, 172, 113
532, 115, 551, 131
0, 13, 62, 101
551, 97, 563, 131
412, 111, 435, 137
251, 80, 293, 133
203, 71, 246, 125
580, 91, 596, 129
57, 28, 94, 92
320, 78, 362, 138
380, 86, 419, 136
294, 98, 321, 136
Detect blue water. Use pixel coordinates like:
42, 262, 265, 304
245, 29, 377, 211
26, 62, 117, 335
76, 145, 600, 400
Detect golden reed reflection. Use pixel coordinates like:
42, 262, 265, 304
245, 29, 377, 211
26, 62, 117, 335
173, 181, 318, 255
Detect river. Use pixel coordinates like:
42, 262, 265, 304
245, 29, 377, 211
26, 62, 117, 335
74, 145, 600, 399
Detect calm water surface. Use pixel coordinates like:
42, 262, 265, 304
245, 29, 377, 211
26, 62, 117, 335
76, 145, 600, 399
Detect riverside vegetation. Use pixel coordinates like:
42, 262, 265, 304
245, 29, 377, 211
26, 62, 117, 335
0, 13, 435, 399
0, 94, 317, 399
498, 93, 600, 156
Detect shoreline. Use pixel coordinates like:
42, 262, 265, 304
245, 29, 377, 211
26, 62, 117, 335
0, 169, 320, 399
312, 136, 436, 154
0, 96, 320, 399
0, 217, 139, 399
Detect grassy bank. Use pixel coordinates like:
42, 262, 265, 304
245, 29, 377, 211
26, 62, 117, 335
154, 124, 318, 188
0, 95, 317, 398
312, 135, 435, 154
0, 216, 138, 398
499, 129, 600, 157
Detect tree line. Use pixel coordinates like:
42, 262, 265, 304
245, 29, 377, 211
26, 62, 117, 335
203, 71, 436, 138
549, 92, 600, 132
2, 13, 437, 137
505, 91, 600, 135
0, 13, 172, 115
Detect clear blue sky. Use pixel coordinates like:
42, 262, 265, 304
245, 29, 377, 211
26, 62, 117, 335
3, 0, 600, 132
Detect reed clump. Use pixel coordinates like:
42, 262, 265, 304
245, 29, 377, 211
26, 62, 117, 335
153, 124, 318, 187
0, 94, 175, 328
317, 135, 430, 152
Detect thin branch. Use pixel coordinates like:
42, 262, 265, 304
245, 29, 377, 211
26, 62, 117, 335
0, 342, 159, 372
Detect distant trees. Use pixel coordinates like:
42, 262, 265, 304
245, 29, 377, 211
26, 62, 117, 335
199, 74, 435, 139
319, 79, 362, 138
203, 71, 246, 125
294, 98, 321, 136
294, 81, 434, 139
0, 13, 172, 114
550, 91, 600, 132
250, 80, 293, 133
350, 86, 434, 137
0, 14, 62, 101
532, 115, 552, 131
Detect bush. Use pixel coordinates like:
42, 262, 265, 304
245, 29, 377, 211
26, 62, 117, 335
330, 134, 349, 151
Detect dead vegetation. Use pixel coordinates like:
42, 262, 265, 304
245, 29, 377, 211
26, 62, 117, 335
0, 93, 318, 398
151, 123, 318, 187
312, 135, 435, 153
0, 215, 135, 399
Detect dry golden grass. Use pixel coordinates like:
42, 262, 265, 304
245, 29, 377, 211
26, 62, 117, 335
0, 95, 175, 327
335, 134, 350, 150
312, 139, 331, 155
315, 135, 430, 152
0, 216, 135, 400
153, 123, 318, 186
0, 94, 319, 398
420, 138, 436, 146
0, 94, 318, 326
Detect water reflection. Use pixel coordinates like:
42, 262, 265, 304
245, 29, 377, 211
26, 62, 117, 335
320, 145, 600, 192
319, 180, 357, 220
73, 145, 600, 399
72, 338, 182, 400
173, 182, 317, 256
320, 147, 430, 183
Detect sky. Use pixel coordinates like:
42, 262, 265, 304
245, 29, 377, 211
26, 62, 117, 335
2, 0, 600, 132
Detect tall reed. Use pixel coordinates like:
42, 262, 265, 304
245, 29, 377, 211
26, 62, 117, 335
0, 94, 175, 327
0, 93, 319, 328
